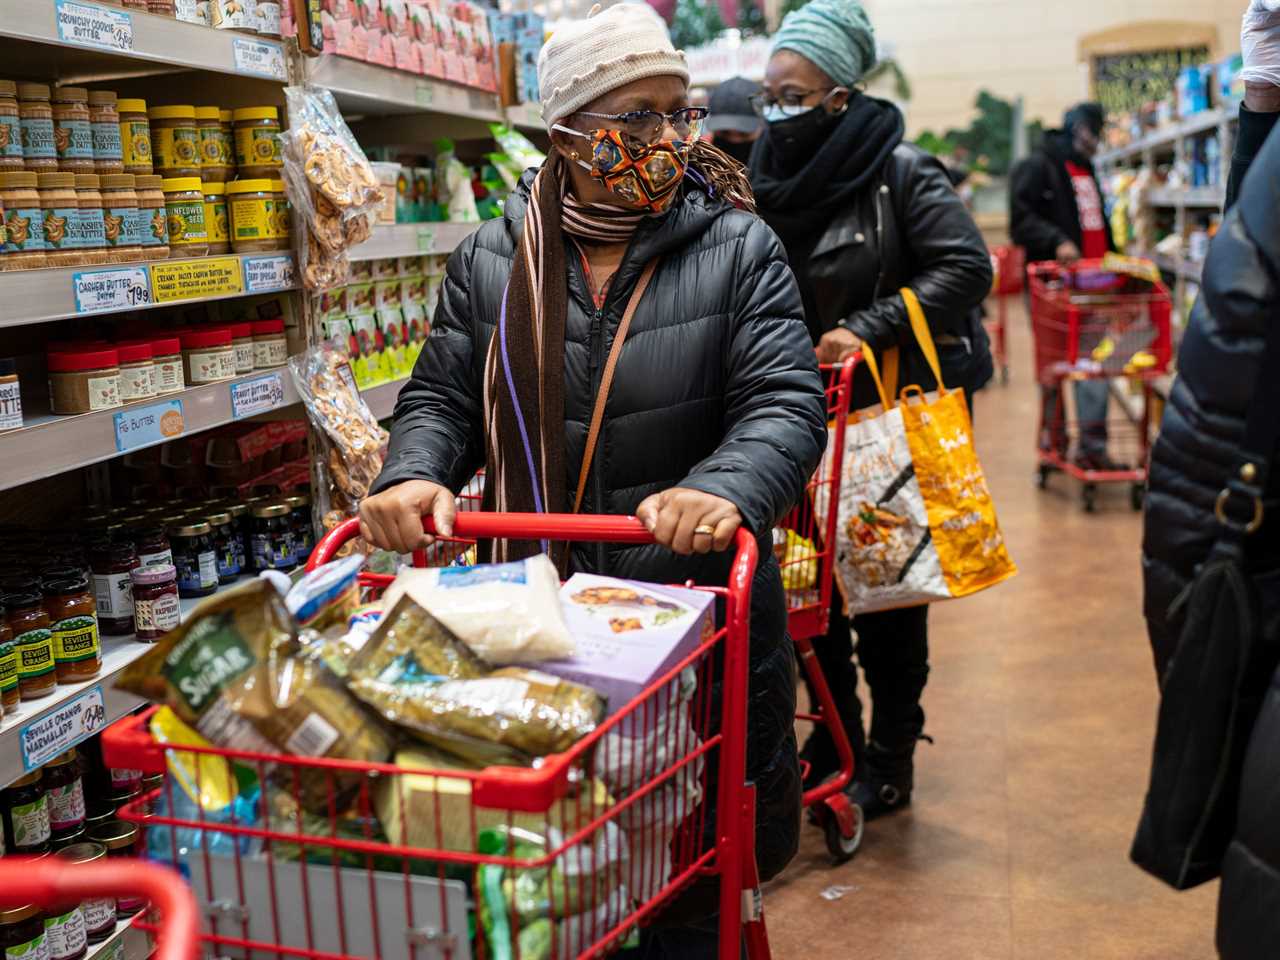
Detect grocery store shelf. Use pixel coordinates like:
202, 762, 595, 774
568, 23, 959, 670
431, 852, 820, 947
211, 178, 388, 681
504, 100, 544, 132
1146, 185, 1224, 209
1097, 103, 1238, 167
0, 253, 297, 328
309, 55, 502, 121
349, 221, 480, 260
361, 376, 408, 419
0, 365, 300, 493
0, 575, 254, 789
88, 914, 152, 960
0, 0, 287, 83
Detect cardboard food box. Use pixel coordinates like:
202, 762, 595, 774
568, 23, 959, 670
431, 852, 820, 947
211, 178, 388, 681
547, 575, 716, 716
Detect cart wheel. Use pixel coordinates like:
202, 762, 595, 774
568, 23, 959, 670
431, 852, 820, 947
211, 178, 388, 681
1036, 464, 1051, 490
822, 799, 864, 864
1130, 484, 1145, 511
1083, 483, 1098, 513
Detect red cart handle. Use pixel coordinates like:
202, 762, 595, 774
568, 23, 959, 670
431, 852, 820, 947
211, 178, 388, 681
0, 858, 198, 960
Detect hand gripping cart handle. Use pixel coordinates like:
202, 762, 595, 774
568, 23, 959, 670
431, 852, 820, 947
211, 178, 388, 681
0, 857, 199, 960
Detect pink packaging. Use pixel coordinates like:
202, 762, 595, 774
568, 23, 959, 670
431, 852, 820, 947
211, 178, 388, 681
436, 7, 462, 82
408, 0, 435, 75
323, 0, 359, 57
384, 0, 419, 72
473, 10, 495, 91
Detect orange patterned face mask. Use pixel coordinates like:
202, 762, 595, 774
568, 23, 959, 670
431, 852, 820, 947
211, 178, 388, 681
555, 125, 690, 213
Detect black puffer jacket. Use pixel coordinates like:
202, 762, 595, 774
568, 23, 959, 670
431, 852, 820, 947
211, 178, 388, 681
794, 144, 994, 408
372, 172, 827, 885
1140, 108, 1280, 957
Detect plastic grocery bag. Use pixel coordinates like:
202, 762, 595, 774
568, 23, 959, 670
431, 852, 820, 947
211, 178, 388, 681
814, 289, 1017, 613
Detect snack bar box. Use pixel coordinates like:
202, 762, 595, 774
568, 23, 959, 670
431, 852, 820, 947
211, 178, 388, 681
547, 574, 715, 716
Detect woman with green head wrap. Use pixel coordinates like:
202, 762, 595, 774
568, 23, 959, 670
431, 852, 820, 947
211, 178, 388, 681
748, 0, 995, 827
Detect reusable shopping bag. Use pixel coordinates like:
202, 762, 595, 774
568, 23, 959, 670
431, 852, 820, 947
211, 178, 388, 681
815, 288, 1016, 614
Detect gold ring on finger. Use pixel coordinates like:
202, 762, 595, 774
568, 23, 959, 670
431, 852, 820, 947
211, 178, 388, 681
694, 524, 716, 536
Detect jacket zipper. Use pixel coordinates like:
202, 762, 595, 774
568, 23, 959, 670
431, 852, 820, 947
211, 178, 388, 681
872, 180, 887, 300
587, 302, 608, 572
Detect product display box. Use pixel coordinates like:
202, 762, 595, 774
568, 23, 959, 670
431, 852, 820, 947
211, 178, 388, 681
547, 574, 715, 715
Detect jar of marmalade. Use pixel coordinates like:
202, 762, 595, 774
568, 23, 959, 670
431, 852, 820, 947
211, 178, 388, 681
43, 574, 99, 682
0, 611, 16, 715
5, 591, 55, 699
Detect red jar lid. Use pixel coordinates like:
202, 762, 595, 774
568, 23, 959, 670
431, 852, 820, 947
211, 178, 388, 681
179, 327, 232, 349
251, 318, 284, 336
117, 341, 153, 363
149, 336, 181, 355
48, 347, 120, 372
227, 321, 253, 339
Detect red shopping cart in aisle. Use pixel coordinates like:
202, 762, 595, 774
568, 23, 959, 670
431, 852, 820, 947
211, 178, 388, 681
102, 512, 775, 960
1027, 259, 1172, 511
987, 244, 1024, 385
0, 857, 199, 960
773, 360, 863, 863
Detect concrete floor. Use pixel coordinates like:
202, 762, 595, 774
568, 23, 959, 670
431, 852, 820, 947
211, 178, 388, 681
763, 299, 1219, 958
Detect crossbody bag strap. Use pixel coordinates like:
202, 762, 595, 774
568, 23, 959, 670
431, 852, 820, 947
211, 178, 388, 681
572, 258, 660, 514
1216, 316, 1280, 544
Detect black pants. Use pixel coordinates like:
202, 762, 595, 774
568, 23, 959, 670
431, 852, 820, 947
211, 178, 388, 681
801, 599, 930, 782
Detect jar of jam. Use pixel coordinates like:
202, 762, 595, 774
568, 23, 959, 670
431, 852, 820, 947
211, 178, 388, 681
43, 575, 100, 682
5, 591, 55, 699
285, 493, 313, 557
251, 503, 294, 571
52, 87, 94, 174
57, 841, 114, 945
45, 749, 86, 839
89, 539, 139, 636
50, 826, 85, 851
82, 802, 114, 835
133, 524, 172, 567
3, 769, 50, 854
222, 502, 249, 572
170, 522, 217, 597
130, 563, 180, 641
87, 820, 143, 917
205, 512, 240, 583
0, 905, 46, 960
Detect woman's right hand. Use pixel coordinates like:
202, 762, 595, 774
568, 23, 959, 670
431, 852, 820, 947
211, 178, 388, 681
358, 480, 456, 553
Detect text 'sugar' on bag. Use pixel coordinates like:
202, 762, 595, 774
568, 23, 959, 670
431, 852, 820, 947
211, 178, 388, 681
815, 288, 1016, 613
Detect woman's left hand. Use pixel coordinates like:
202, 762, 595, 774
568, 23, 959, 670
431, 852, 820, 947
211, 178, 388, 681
817, 327, 861, 364
636, 488, 743, 555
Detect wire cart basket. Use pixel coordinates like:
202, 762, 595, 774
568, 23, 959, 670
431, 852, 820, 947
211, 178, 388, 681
102, 512, 775, 960
1027, 258, 1173, 511
987, 244, 1024, 385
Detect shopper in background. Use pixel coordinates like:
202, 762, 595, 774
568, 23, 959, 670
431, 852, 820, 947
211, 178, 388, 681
1009, 102, 1123, 471
1138, 3, 1280, 955
749, 0, 993, 821
705, 75, 763, 166
359, 4, 826, 954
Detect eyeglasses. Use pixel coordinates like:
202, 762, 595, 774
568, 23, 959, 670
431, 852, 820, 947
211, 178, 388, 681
575, 106, 709, 148
749, 87, 843, 116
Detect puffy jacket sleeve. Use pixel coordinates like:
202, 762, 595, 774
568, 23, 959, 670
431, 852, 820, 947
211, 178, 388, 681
369, 233, 485, 496
844, 150, 993, 351
679, 218, 827, 534
1009, 153, 1069, 257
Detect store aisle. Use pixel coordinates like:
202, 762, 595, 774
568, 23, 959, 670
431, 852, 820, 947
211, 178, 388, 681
764, 297, 1218, 959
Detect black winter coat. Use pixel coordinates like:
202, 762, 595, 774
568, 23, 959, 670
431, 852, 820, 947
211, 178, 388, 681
1139, 107, 1280, 957
795, 143, 994, 409
372, 172, 828, 887
1009, 130, 1117, 264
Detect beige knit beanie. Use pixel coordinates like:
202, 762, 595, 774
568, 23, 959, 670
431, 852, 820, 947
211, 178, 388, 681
538, 2, 690, 128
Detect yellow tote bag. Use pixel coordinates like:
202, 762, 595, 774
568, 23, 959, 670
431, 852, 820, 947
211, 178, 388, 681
816, 288, 1017, 613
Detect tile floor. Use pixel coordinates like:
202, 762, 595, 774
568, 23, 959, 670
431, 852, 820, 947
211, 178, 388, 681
762, 298, 1218, 958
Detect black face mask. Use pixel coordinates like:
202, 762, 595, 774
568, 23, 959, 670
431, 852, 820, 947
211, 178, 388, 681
764, 104, 842, 172
713, 135, 756, 166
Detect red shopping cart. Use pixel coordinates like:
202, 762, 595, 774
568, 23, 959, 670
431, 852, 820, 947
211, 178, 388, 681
987, 244, 1024, 385
0, 857, 199, 960
1027, 259, 1172, 511
773, 361, 863, 862
102, 512, 773, 960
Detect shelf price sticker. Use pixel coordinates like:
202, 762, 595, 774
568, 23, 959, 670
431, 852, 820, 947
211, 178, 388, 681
72, 266, 151, 314
415, 81, 435, 107
55, 0, 133, 53
232, 37, 287, 80
151, 255, 243, 303
243, 254, 296, 292
113, 398, 185, 452
231, 371, 287, 419
20, 685, 107, 772
416, 227, 435, 252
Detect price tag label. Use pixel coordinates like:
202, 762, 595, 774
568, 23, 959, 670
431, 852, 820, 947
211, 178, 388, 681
243, 254, 296, 292
230, 371, 288, 419
414, 81, 435, 107
468, 90, 497, 115
415, 227, 436, 253
113, 399, 185, 452
72, 266, 150, 314
151, 255, 243, 303
21, 686, 107, 772
55, 0, 133, 52
232, 37, 287, 80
